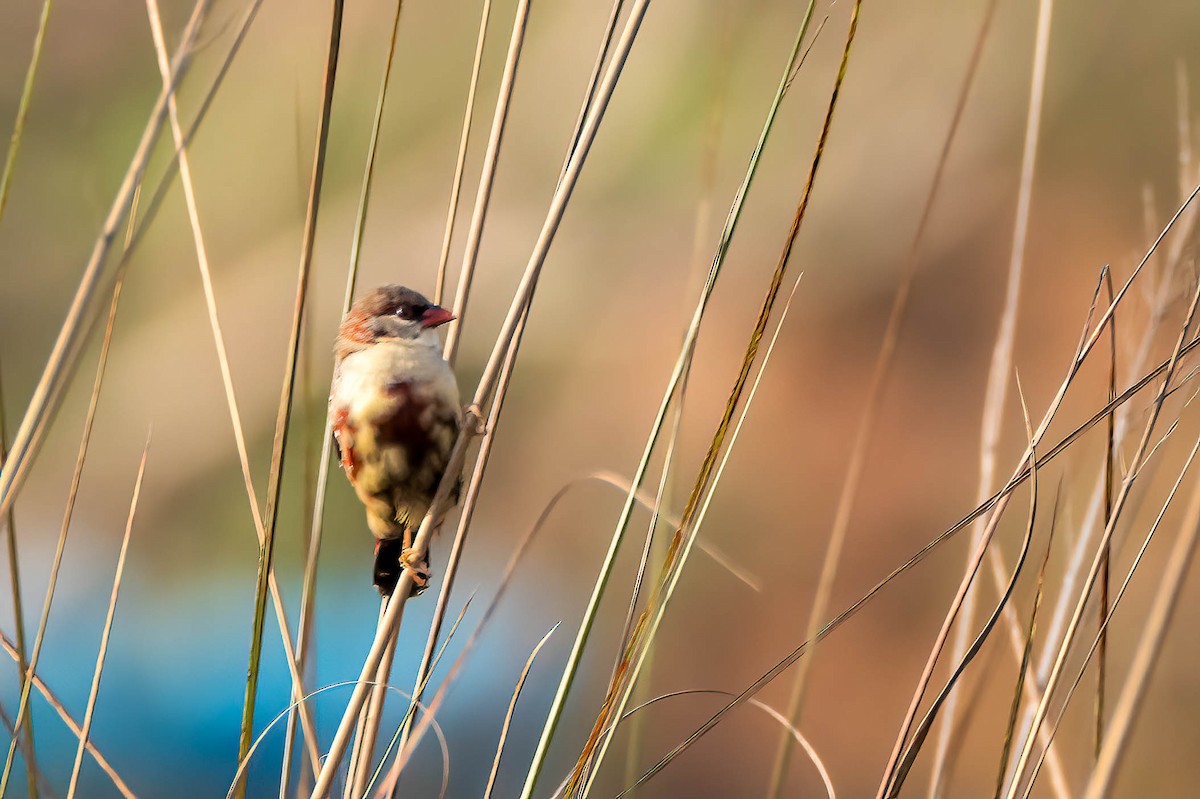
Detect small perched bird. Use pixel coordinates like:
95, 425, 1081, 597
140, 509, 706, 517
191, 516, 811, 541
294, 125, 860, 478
330, 285, 462, 596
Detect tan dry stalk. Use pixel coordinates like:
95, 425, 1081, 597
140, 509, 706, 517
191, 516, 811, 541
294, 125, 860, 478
284, 0, 410, 789
533, 3, 821, 793
601, 3, 865, 792
0, 0, 209, 521
1020, 85, 1200, 779
310, 2, 653, 793
482, 625, 560, 799
0, 5, 56, 794
1019, 434, 1200, 796
385, 0, 534, 769
582, 273, 804, 799
930, 0, 1060, 794
767, 0, 1002, 794
369, 0, 535, 772
434, 0, 493, 306
0, 274, 126, 795
366, 596, 476, 797
598, 689, 836, 799
0, 630, 136, 798
443, 0, 532, 364
1002, 279, 1200, 798
66, 438, 150, 799
1080, 454, 1200, 797
140, 0, 322, 776
346, 601, 398, 798
0, 377, 34, 799
236, 0, 344, 785
631, 278, 1200, 795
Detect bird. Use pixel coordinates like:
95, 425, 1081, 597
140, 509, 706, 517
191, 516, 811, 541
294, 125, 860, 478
329, 285, 462, 596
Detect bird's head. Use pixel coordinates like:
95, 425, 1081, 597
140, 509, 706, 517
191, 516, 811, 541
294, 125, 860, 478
336, 285, 455, 358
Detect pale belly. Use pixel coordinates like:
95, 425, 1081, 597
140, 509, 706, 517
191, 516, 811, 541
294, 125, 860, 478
331, 340, 461, 537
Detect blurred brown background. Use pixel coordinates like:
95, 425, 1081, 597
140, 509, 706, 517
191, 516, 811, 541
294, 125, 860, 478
3, 0, 1200, 796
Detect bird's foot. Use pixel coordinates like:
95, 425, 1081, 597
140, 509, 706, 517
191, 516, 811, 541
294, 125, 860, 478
399, 548, 431, 595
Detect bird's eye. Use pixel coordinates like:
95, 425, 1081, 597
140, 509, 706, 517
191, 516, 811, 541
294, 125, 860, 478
393, 305, 414, 320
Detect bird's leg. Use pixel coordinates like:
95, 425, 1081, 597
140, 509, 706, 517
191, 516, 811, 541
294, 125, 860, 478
399, 528, 431, 594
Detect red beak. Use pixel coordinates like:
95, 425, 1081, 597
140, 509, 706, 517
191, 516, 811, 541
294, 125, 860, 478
420, 305, 455, 328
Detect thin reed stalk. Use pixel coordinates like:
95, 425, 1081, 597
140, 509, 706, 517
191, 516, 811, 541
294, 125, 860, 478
0, 271, 127, 796
768, 2, 999, 794
593, 3, 864, 792
397, 0, 622, 767
0, 0, 208, 521
521, 4, 804, 793
391, 300, 532, 776
284, 0, 409, 787
433, 0, 493, 306
443, 0, 531, 364
0, 630, 136, 798
1019, 434, 1200, 795
1003, 279, 1200, 798
65, 438, 150, 799
235, 1, 344, 787
0, 5, 56, 791
582, 271, 805, 799
1081, 451, 1200, 797
483, 625, 559, 799
0, 0, 54, 225
0, 369, 35, 799
140, 0, 323, 776
310, 4, 652, 793
619, 187, 1200, 788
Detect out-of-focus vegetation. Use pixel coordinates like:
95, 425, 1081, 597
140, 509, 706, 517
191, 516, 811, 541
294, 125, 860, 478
3, 1, 1200, 796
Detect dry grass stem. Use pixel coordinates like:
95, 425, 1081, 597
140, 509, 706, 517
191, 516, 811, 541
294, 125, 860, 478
433, 0, 493, 306
0, 274, 126, 795
0, 0, 208, 521
284, 0, 410, 782
0, 369, 35, 799
236, 0, 343, 782
225, 682, 449, 799
0, 0, 54, 223
882, 385, 1041, 798
443, 0, 531, 364
994, 490, 1059, 799
65, 437, 150, 799
394, 300, 531, 766
934, 0, 1060, 794
311, 0, 652, 791
620, 221, 1200, 795
765, 0, 999, 792
1082, 448, 1200, 797
528, 3, 814, 793
598, 689, 835, 799
612, 4, 864, 791
482, 624, 559, 799
578, 272, 805, 799
369, 596, 474, 798
0, 2, 57, 782
0, 630, 136, 798
1019, 434, 1200, 796
1003, 277, 1200, 798
139, 0, 323, 777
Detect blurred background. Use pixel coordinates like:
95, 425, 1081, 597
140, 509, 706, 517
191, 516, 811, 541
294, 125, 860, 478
3, 0, 1200, 796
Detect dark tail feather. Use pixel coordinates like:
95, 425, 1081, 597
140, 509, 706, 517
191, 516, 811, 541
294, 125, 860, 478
373, 539, 404, 597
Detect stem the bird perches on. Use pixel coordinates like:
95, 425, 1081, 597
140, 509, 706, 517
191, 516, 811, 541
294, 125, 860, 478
308, 3, 651, 795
